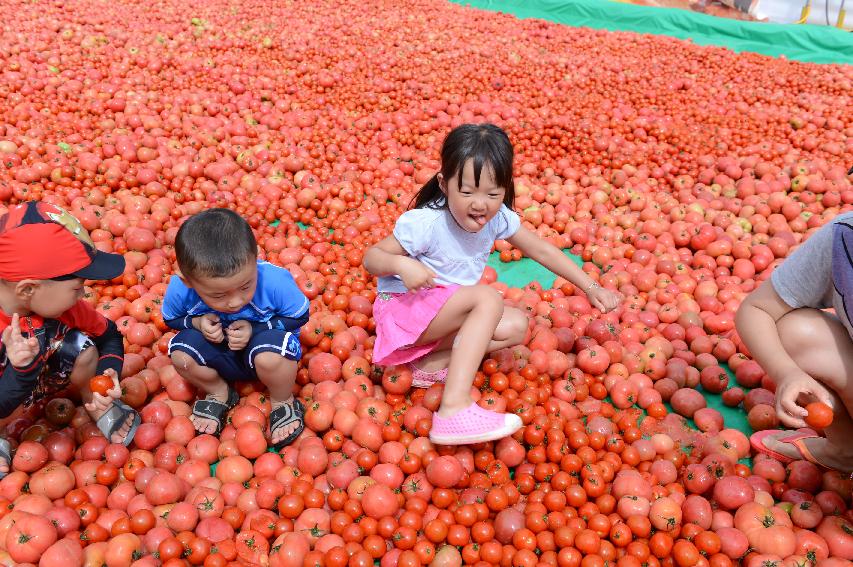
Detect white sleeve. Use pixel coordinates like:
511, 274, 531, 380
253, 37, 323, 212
392, 209, 434, 257
493, 204, 521, 240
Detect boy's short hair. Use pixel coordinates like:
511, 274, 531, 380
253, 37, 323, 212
175, 208, 257, 279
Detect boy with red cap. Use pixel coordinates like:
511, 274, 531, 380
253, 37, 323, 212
0, 202, 140, 477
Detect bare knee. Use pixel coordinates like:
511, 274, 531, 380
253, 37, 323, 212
76, 346, 98, 369
777, 309, 852, 392
472, 285, 504, 314
500, 308, 529, 343
70, 346, 98, 385
254, 352, 292, 376
171, 350, 201, 375
777, 310, 821, 354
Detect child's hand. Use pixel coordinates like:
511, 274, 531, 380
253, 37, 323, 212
775, 370, 835, 429
587, 284, 623, 314
226, 320, 252, 351
1, 313, 40, 368
84, 368, 121, 414
400, 258, 436, 292
195, 314, 224, 343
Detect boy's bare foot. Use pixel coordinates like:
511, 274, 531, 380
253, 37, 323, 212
270, 396, 304, 447
191, 383, 232, 434
84, 388, 136, 444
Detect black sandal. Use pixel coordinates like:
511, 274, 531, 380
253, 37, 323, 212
95, 401, 141, 447
0, 439, 10, 480
191, 387, 239, 435
270, 398, 305, 451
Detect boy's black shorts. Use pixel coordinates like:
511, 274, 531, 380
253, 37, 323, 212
168, 328, 302, 382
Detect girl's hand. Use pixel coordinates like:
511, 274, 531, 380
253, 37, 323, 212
1, 313, 40, 368
774, 370, 835, 429
587, 284, 623, 313
399, 258, 437, 292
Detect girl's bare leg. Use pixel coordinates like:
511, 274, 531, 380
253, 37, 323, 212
761, 308, 853, 472
414, 305, 528, 372
413, 285, 517, 416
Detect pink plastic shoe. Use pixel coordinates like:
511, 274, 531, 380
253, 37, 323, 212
407, 363, 447, 388
429, 403, 522, 445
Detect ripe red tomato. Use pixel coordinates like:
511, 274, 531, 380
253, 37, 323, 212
89, 374, 114, 396
804, 402, 833, 429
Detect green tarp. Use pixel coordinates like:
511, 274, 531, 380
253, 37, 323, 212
487, 250, 583, 290
450, 0, 853, 64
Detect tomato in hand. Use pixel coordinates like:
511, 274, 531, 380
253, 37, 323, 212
89, 374, 114, 396
804, 402, 833, 429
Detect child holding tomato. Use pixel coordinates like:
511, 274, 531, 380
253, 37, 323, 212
163, 208, 309, 450
364, 123, 623, 445
737, 211, 853, 473
0, 202, 139, 478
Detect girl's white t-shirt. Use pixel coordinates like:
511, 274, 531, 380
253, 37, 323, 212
377, 204, 521, 294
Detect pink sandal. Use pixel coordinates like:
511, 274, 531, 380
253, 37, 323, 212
750, 428, 819, 465
430, 403, 522, 445
407, 363, 448, 389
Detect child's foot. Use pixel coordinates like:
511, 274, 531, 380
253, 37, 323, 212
759, 430, 853, 473
409, 365, 448, 388
430, 403, 522, 445
415, 350, 451, 373
191, 386, 239, 435
85, 395, 139, 445
408, 351, 450, 388
0, 439, 10, 479
270, 397, 305, 450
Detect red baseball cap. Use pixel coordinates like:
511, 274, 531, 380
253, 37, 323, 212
0, 202, 125, 282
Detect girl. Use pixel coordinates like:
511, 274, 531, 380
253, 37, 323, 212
364, 124, 623, 445
737, 210, 853, 473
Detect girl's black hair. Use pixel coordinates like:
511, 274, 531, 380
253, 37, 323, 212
411, 123, 515, 210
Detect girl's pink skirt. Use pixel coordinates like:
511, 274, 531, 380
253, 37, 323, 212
372, 285, 459, 366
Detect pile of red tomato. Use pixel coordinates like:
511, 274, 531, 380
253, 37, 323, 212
1, 0, 852, 565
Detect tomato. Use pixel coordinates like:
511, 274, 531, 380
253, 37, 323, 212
44, 397, 75, 426
100, 533, 139, 565
123, 457, 145, 481
130, 509, 156, 535
649, 497, 682, 532
5, 513, 57, 563
816, 515, 853, 559
95, 463, 119, 486
672, 540, 701, 567
648, 532, 674, 560
158, 537, 185, 561
235, 529, 271, 565
733, 502, 796, 557
804, 402, 833, 429
89, 374, 114, 396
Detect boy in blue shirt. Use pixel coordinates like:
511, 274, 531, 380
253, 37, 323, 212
163, 208, 309, 449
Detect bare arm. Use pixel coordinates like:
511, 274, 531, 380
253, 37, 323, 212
364, 235, 436, 291
507, 226, 622, 312
734, 279, 800, 380
363, 235, 410, 278
735, 279, 835, 426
